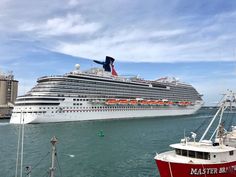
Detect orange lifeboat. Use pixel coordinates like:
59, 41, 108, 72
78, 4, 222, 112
129, 100, 138, 105
148, 100, 157, 105
178, 101, 191, 106
139, 100, 149, 105
156, 100, 164, 105
118, 99, 129, 104
167, 101, 174, 105
178, 101, 185, 106
185, 101, 192, 105
105, 99, 118, 105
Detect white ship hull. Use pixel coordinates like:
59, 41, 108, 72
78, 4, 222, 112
10, 60, 204, 124
10, 103, 202, 124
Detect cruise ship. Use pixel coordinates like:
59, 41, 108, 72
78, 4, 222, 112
10, 56, 203, 124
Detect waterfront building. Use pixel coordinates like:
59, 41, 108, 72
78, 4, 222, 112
0, 71, 18, 118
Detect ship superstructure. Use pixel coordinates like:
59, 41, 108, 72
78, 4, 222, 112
10, 56, 203, 124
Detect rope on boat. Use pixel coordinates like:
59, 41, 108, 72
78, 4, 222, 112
30, 151, 50, 171
39, 170, 49, 177
201, 164, 207, 177
168, 161, 174, 177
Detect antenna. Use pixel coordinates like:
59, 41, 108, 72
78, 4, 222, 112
49, 136, 58, 177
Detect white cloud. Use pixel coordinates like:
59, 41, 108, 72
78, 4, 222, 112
68, 0, 80, 6
1, 0, 236, 63
151, 29, 186, 38
1, 0, 236, 106
52, 25, 236, 63
0, 0, 10, 9
42, 10, 236, 63
19, 14, 102, 36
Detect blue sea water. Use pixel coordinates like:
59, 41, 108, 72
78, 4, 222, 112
0, 108, 234, 177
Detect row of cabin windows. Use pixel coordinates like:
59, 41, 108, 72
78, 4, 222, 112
39, 79, 199, 92
73, 103, 83, 106
33, 86, 197, 100
13, 111, 46, 114
36, 87, 195, 98
15, 107, 52, 110
73, 98, 88, 101
175, 149, 210, 160
51, 109, 140, 113
16, 105, 178, 112
33, 88, 198, 101
57, 94, 87, 98
38, 80, 197, 95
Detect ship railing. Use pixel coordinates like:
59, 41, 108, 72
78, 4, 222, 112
37, 75, 63, 81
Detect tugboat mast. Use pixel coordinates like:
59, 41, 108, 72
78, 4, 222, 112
200, 91, 235, 142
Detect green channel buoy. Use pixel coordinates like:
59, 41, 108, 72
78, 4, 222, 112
98, 130, 105, 137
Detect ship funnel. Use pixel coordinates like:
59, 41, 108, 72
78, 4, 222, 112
93, 56, 118, 76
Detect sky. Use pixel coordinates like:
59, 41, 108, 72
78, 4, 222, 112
0, 0, 236, 105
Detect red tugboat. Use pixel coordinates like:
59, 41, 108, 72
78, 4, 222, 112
154, 91, 236, 177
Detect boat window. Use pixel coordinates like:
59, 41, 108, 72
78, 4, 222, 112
175, 149, 181, 155
196, 151, 203, 159
230, 151, 234, 156
203, 152, 210, 160
176, 149, 210, 160
189, 151, 195, 158
182, 150, 187, 156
